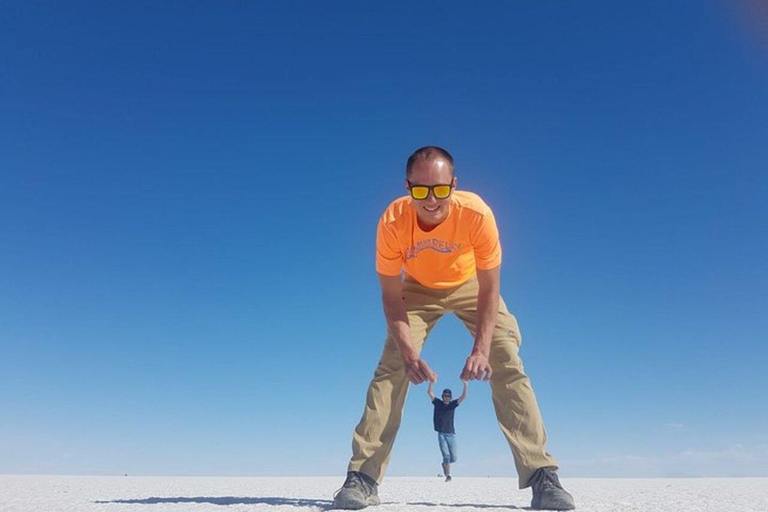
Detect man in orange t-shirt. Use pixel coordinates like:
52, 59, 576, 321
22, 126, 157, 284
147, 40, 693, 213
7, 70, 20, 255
333, 147, 575, 511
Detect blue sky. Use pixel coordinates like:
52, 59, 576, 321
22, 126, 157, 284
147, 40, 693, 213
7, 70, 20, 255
1, 0, 766, 478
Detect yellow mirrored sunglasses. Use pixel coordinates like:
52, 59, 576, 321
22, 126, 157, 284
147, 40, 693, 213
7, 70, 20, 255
407, 181, 454, 200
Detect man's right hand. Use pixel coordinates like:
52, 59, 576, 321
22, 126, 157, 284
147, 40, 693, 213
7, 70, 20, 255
404, 357, 437, 384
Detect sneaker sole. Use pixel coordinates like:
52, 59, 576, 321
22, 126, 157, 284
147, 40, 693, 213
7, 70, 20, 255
531, 496, 576, 511
333, 493, 380, 510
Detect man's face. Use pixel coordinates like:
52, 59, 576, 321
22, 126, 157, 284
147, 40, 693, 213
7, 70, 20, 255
442, 393, 452, 404
406, 158, 456, 228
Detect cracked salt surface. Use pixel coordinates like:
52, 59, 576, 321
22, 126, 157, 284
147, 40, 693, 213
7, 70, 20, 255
1, 475, 767, 512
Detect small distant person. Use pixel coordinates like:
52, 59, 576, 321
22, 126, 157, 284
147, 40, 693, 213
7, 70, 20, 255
333, 146, 575, 511
427, 380, 467, 482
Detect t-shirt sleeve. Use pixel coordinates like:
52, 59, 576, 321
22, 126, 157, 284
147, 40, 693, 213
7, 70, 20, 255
450, 400, 460, 409
473, 209, 502, 270
376, 217, 403, 276
432, 398, 440, 406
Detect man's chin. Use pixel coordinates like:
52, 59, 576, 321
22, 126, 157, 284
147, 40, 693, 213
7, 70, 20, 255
418, 211, 446, 226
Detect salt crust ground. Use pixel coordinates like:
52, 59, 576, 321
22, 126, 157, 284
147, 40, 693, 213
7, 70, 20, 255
1, 475, 767, 512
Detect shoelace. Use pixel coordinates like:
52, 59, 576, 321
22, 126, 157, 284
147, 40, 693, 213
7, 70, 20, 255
532, 469, 562, 491
333, 472, 373, 499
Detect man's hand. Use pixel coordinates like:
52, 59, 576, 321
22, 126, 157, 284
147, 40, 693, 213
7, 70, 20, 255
460, 352, 492, 381
404, 356, 437, 384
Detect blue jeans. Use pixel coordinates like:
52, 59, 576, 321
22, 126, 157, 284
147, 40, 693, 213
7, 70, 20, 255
438, 432, 457, 464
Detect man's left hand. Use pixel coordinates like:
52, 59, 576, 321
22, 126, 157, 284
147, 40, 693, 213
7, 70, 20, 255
461, 353, 492, 381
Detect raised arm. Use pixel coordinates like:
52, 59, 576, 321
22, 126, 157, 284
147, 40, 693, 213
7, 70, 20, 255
457, 380, 469, 405
427, 380, 436, 401
379, 273, 437, 384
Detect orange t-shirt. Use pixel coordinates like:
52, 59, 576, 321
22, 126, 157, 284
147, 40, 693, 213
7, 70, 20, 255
376, 190, 502, 289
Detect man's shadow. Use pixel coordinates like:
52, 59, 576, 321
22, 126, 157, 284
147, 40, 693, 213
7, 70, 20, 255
95, 496, 527, 509
95, 496, 336, 508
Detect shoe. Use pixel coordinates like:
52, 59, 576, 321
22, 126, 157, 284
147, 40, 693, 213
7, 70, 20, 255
333, 471, 381, 509
529, 467, 575, 510
445, 475, 452, 482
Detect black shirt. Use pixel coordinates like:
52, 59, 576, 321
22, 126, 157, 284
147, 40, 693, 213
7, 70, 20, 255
432, 398, 459, 433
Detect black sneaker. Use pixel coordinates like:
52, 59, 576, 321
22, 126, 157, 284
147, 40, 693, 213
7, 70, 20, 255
529, 467, 575, 510
333, 471, 381, 510
445, 475, 452, 482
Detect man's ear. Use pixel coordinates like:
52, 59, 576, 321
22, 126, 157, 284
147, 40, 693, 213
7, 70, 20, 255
452, 176, 458, 188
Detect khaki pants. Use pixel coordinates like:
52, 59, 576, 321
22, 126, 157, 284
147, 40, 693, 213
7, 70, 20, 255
347, 275, 558, 488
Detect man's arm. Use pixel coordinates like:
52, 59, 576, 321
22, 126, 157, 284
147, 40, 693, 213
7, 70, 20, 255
456, 379, 469, 405
379, 273, 437, 384
460, 266, 500, 381
427, 380, 436, 401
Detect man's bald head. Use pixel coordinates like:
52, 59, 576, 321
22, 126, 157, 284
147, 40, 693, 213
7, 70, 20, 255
406, 146, 455, 178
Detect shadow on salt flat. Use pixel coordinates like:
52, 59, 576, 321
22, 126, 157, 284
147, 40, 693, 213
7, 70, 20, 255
95, 496, 527, 510
94, 496, 336, 508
